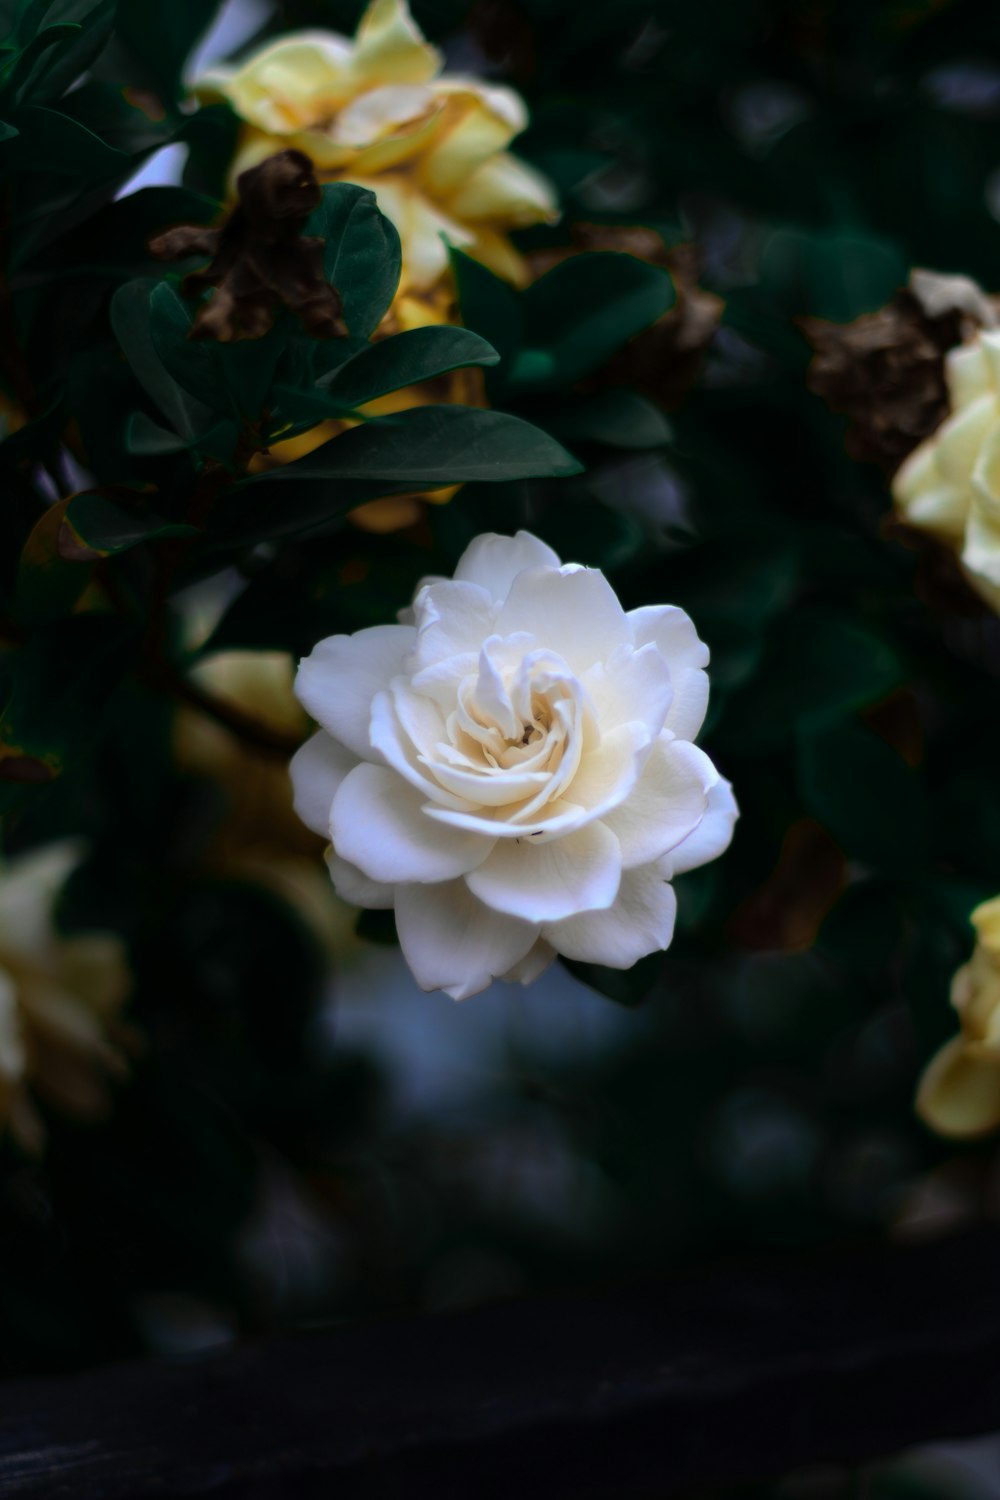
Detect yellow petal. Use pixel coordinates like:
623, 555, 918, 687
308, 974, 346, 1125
917, 1035, 1000, 1138
465, 226, 529, 286
199, 33, 356, 134
351, 175, 472, 291
329, 82, 435, 145
352, 0, 440, 85
972, 895, 1000, 950
418, 82, 526, 195
447, 150, 558, 227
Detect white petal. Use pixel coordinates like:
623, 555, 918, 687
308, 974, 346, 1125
324, 848, 395, 909
601, 737, 713, 869
658, 775, 738, 878
411, 579, 497, 667
329, 83, 434, 146
934, 394, 998, 490
499, 939, 556, 986
496, 566, 630, 675
369, 690, 467, 807
466, 819, 621, 922
296, 624, 414, 760
562, 721, 648, 821
947, 339, 994, 407
583, 642, 673, 737
395, 879, 538, 999
289, 732, 358, 837
628, 604, 710, 740
453, 530, 561, 600
544, 864, 677, 967
332, 763, 492, 882
0, 842, 80, 960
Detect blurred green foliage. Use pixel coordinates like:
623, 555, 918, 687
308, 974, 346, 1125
3, 0, 1000, 1377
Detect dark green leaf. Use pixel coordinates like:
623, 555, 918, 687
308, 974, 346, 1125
318, 325, 499, 408
111, 279, 214, 442
797, 721, 926, 874
65, 490, 198, 554
5, 102, 126, 177
305, 183, 401, 339
514, 252, 675, 391
450, 247, 523, 398
544, 389, 672, 449
114, 0, 226, 106
207, 405, 581, 547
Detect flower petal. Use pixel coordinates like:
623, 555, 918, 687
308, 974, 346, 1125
658, 775, 738, 878
453, 530, 561, 600
916, 1036, 1000, 1138
289, 731, 359, 837
411, 578, 497, 669
466, 819, 621, 922
601, 737, 713, 869
497, 566, 630, 675
447, 151, 558, 227
500, 938, 556, 986
332, 762, 492, 882
351, 0, 441, 85
324, 848, 395, 909
395, 879, 538, 999
198, 34, 355, 134
418, 83, 525, 195
296, 624, 414, 760
544, 863, 677, 968
934, 393, 998, 490
583, 642, 673, 738
628, 604, 710, 740
947, 339, 994, 407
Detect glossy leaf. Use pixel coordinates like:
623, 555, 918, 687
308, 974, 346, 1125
305, 184, 402, 339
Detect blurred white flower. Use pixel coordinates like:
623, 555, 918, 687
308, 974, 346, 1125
290, 531, 737, 999
0, 844, 131, 1151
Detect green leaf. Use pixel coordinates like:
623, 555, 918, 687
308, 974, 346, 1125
544, 389, 672, 449
514, 252, 675, 391
718, 613, 903, 749
305, 183, 402, 339
207, 406, 582, 548
112, 279, 214, 442
797, 721, 926, 874
1, 22, 80, 106
450, 248, 524, 398
114, 0, 226, 105
0, 119, 18, 140
5, 102, 126, 177
318, 325, 499, 408
65, 490, 198, 555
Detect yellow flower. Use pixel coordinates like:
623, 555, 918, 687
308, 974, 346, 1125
892, 314, 1000, 614
917, 895, 1000, 1138
0, 843, 131, 1152
194, 0, 557, 301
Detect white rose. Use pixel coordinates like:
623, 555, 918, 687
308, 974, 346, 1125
892, 327, 1000, 612
290, 531, 737, 999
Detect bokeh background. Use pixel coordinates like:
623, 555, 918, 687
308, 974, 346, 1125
5, 0, 1000, 1433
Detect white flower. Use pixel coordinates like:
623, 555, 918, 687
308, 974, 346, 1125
892, 325, 1000, 612
290, 531, 737, 999
0, 843, 131, 1151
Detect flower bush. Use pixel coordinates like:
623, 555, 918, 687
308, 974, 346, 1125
291, 531, 737, 998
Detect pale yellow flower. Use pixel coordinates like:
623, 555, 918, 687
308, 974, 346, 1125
917, 895, 1000, 1138
0, 844, 131, 1152
194, 0, 557, 302
892, 295, 1000, 613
